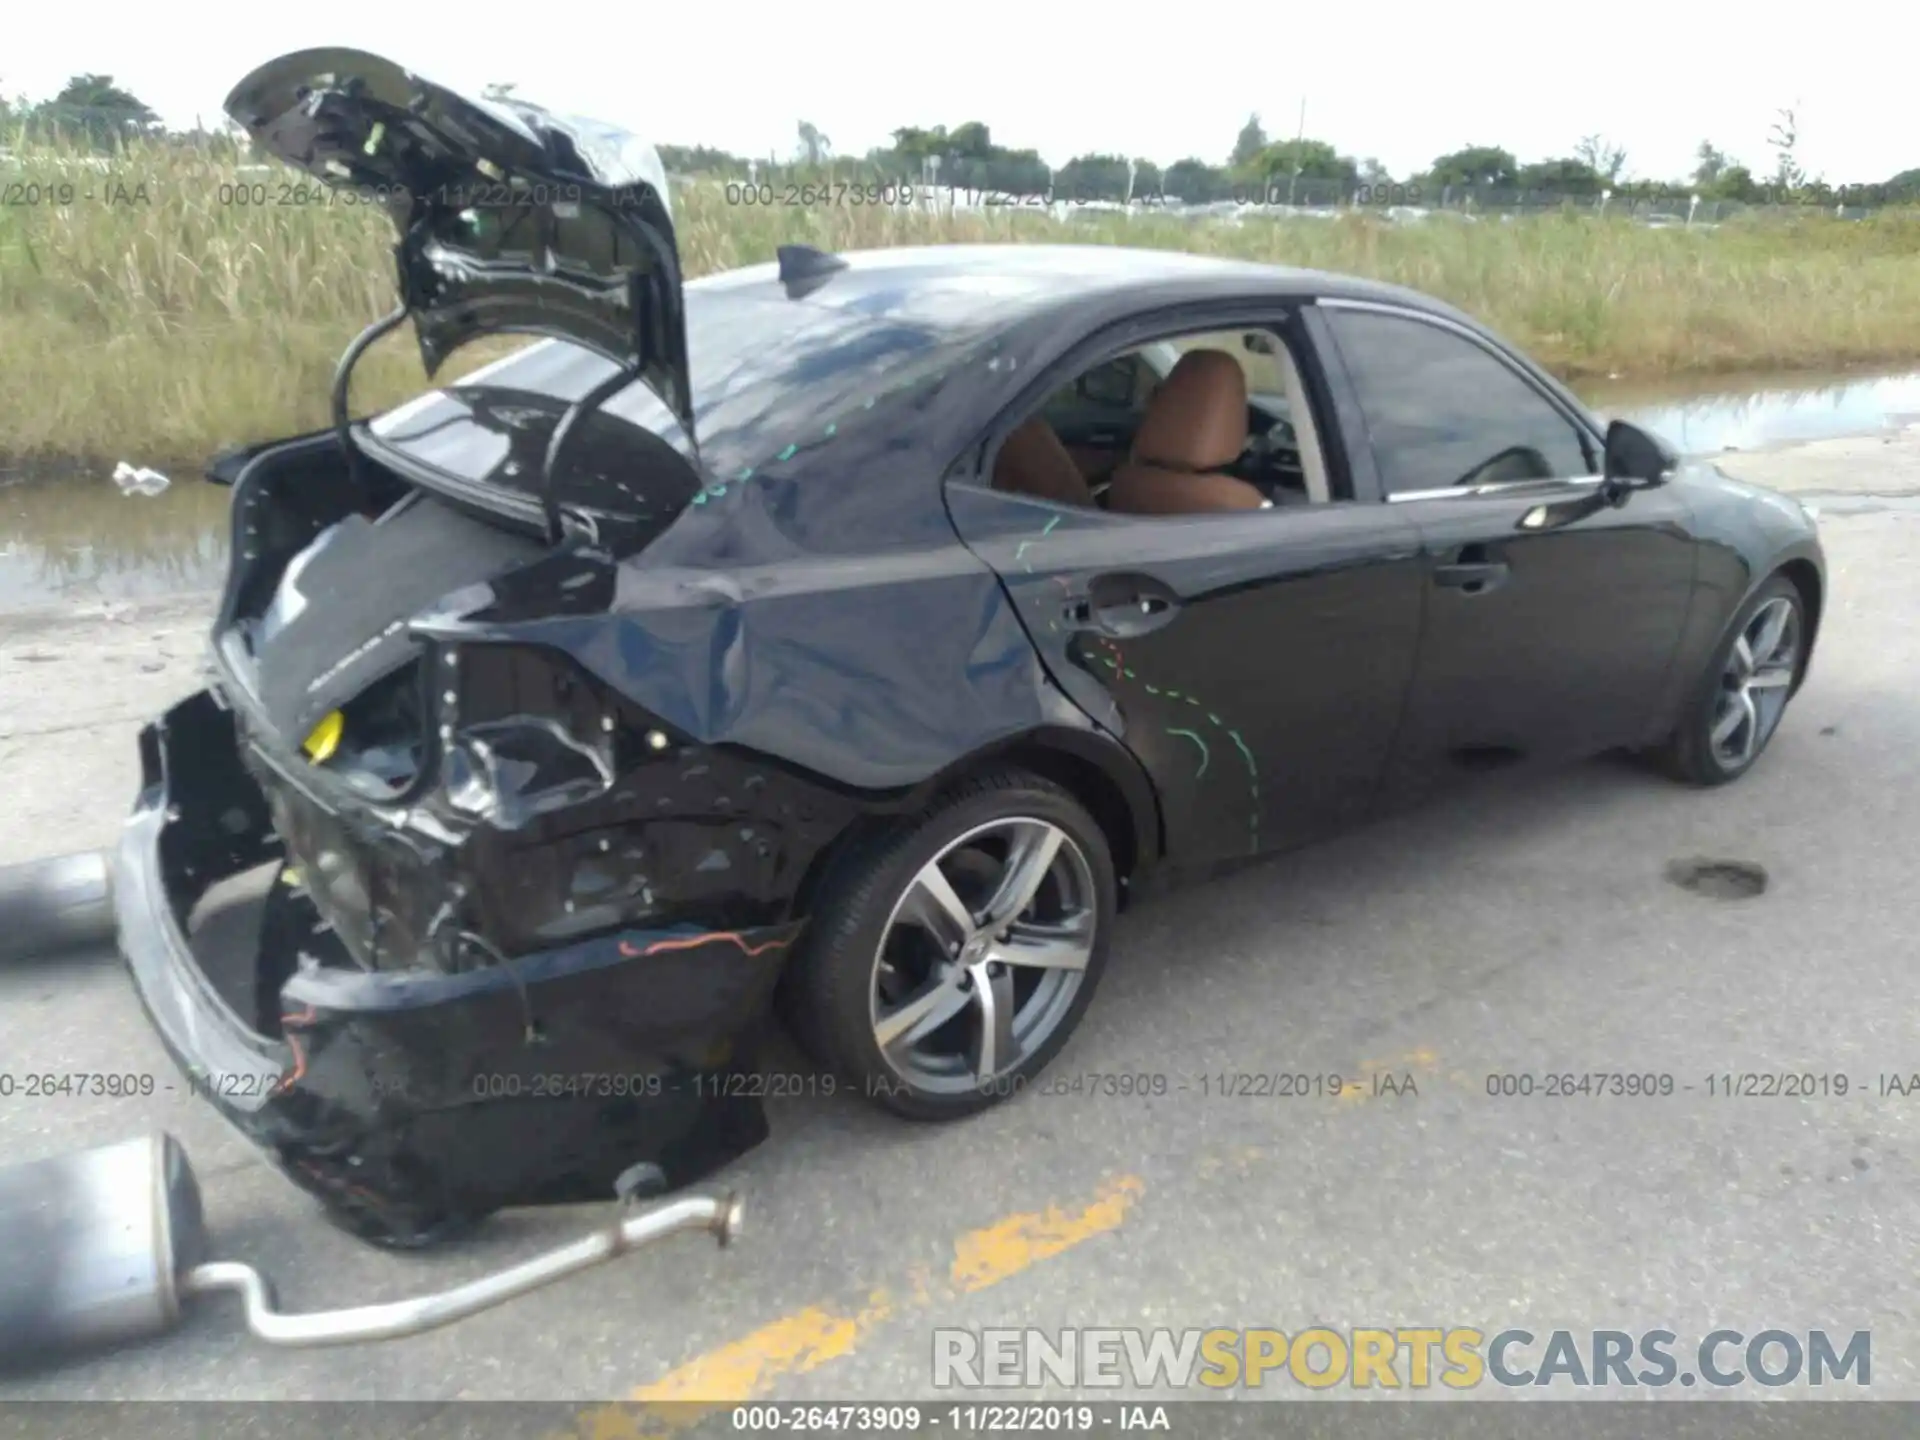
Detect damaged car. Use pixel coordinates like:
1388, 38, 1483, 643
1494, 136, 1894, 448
115, 48, 1826, 1246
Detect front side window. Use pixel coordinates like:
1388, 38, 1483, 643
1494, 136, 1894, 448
1326, 310, 1594, 497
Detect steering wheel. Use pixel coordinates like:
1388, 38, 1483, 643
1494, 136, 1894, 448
1243, 416, 1301, 470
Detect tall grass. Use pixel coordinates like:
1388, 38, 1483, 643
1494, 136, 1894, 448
6, 128, 1920, 469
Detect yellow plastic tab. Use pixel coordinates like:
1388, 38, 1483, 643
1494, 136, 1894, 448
303, 710, 344, 763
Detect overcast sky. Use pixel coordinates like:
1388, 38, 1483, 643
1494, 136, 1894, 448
5, 0, 1911, 185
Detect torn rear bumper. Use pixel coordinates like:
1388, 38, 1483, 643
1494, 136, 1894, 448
113, 689, 798, 1245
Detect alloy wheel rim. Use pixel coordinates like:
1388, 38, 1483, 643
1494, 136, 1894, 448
869, 817, 1097, 1095
1710, 596, 1800, 768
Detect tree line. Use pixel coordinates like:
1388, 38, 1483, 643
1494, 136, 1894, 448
689, 112, 1920, 210
7, 74, 1917, 210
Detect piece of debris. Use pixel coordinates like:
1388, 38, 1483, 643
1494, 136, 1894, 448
140, 660, 166, 673
111, 461, 172, 497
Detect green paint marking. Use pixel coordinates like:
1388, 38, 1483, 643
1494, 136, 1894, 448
1084, 645, 1260, 853
736, 466, 754, 481
1227, 729, 1259, 780
776, 444, 798, 461
1015, 514, 1065, 572
824, 422, 837, 437
1167, 727, 1210, 779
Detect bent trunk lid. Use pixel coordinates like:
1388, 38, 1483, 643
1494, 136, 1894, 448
224, 48, 692, 439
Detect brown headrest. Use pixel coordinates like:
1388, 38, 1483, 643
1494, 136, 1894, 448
1131, 350, 1248, 472
993, 417, 1094, 507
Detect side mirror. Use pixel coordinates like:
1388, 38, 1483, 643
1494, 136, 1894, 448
1601, 419, 1677, 496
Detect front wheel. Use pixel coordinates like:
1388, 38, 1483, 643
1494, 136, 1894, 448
786, 770, 1116, 1121
1653, 574, 1807, 786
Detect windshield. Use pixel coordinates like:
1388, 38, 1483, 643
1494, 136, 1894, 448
367, 286, 1003, 525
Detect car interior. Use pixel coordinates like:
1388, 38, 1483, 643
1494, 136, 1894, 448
990, 328, 1334, 515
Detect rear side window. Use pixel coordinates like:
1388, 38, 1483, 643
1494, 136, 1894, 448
1326, 310, 1594, 496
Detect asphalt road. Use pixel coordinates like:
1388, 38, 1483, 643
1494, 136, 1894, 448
2, 436, 1918, 1417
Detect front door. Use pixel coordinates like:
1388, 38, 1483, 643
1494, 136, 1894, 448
1317, 304, 1699, 807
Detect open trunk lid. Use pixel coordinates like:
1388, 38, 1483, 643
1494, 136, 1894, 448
223, 48, 692, 438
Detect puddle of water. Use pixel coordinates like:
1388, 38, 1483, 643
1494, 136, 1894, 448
2, 362, 1918, 614
0, 470, 229, 611
1584, 366, 1920, 457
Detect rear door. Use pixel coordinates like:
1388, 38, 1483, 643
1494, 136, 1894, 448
945, 305, 1427, 870
1313, 301, 1698, 807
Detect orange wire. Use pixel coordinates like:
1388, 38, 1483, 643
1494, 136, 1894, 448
276, 1005, 318, 1091
619, 930, 795, 959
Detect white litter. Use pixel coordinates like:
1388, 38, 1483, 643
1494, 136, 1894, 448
112, 462, 171, 497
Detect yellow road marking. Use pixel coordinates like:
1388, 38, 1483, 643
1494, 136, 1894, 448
562, 1174, 1144, 1437
950, 1174, 1143, 1292
629, 1298, 892, 1401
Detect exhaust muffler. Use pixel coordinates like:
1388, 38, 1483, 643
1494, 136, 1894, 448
0, 1133, 742, 1369
0, 850, 116, 962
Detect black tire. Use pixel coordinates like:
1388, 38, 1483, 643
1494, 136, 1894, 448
1651, 573, 1806, 787
784, 768, 1117, 1122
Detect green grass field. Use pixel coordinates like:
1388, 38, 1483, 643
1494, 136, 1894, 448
6, 132, 1920, 470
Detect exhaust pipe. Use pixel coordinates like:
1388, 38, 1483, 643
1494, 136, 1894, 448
0, 850, 115, 961
0, 1134, 742, 1368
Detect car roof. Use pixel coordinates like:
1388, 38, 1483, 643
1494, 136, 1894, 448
689, 243, 1469, 334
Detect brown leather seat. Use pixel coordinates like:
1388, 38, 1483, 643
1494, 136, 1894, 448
993, 417, 1095, 507
1106, 350, 1266, 515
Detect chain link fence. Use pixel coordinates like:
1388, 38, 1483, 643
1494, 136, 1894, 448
3, 110, 1905, 224
1219, 176, 1891, 223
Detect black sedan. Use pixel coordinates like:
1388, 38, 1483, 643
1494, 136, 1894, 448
113, 48, 1825, 1245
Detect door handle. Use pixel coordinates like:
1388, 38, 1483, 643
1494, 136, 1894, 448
1433, 544, 1510, 595
1102, 593, 1179, 637
1062, 574, 1182, 637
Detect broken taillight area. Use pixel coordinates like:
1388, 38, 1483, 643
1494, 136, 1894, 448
254, 764, 465, 973
442, 716, 614, 828
245, 633, 658, 973
211, 443, 825, 984
323, 662, 430, 796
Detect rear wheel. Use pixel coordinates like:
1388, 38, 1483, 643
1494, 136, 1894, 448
786, 769, 1116, 1121
1653, 574, 1806, 786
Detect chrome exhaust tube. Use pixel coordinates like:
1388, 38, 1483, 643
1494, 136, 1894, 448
0, 850, 115, 961
1, 1134, 744, 1368
179, 1191, 744, 1347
